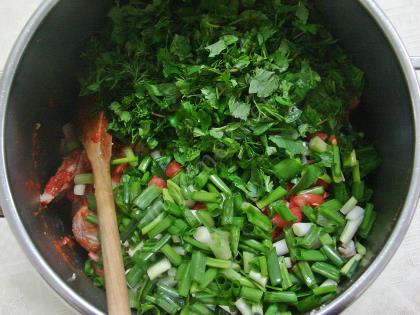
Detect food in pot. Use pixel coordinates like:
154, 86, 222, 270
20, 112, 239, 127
40, 0, 380, 313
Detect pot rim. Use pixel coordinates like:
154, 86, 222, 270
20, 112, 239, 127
0, 1, 419, 314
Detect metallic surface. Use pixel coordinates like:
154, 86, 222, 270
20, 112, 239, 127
0, 0, 419, 314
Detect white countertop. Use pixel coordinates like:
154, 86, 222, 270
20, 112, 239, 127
1, 1, 420, 314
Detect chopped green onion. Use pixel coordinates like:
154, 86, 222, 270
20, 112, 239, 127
134, 185, 162, 210
161, 244, 183, 266
138, 156, 152, 172
332, 142, 342, 183
249, 270, 268, 287
272, 159, 302, 181
123, 147, 138, 167
85, 214, 98, 225
190, 191, 221, 203
178, 261, 192, 297
199, 268, 218, 290
298, 261, 317, 289
317, 199, 345, 226
341, 254, 362, 278
235, 298, 252, 315
279, 257, 293, 290
358, 203, 376, 238
111, 156, 138, 165
191, 251, 207, 283
206, 257, 235, 269
340, 196, 358, 214
321, 245, 345, 267
271, 201, 297, 222
266, 248, 282, 286
263, 291, 297, 304
298, 186, 324, 195
240, 286, 263, 303
311, 262, 341, 282
256, 186, 288, 209
296, 249, 327, 262
209, 174, 232, 195
309, 136, 328, 153
74, 173, 94, 185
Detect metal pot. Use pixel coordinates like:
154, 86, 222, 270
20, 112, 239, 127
0, 0, 419, 314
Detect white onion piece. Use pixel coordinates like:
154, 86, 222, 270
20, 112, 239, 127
346, 206, 365, 221
340, 216, 364, 245
340, 196, 358, 214
284, 257, 292, 269
338, 240, 356, 258
147, 258, 171, 280
292, 223, 312, 237
219, 305, 238, 314
249, 271, 268, 287
173, 246, 186, 256
128, 241, 144, 257
273, 239, 289, 256
73, 184, 86, 196
235, 298, 252, 315
320, 279, 338, 287
193, 226, 212, 245
158, 276, 177, 287
251, 304, 263, 315
150, 150, 161, 160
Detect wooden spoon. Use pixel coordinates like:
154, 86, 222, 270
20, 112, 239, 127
80, 109, 130, 315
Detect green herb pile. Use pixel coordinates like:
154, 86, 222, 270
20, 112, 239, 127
80, 0, 381, 314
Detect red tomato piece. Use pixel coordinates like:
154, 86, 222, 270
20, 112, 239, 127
313, 132, 328, 141
272, 214, 289, 229
111, 163, 128, 184
272, 228, 282, 240
148, 175, 167, 189
192, 202, 206, 210
291, 193, 324, 207
93, 262, 104, 277
289, 207, 303, 223
271, 206, 303, 229
166, 160, 183, 178
316, 179, 329, 190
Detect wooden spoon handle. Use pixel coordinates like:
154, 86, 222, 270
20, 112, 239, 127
92, 161, 131, 315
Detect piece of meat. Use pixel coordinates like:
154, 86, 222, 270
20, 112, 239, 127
40, 149, 91, 206
72, 205, 99, 253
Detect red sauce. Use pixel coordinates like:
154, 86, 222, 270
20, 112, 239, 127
52, 239, 75, 268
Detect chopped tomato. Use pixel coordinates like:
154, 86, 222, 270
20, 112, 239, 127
323, 191, 330, 199
313, 132, 328, 141
272, 207, 302, 229
290, 206, 303, 223
166, 160, 183, 178
291, 193, 324, 207
316, 179, 329, 190
93, 262, 104, 277
148, 175, 167, 189
272, 214, 289, 229
65, 187, 76, 201
111, 163, 128, 184
272, 228, 282, 240
192, 202, 206, 210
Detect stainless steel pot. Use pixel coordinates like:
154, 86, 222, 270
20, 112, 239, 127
0, 0, 419, 314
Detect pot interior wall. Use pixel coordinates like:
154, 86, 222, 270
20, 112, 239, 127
3, 0, 414, 313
